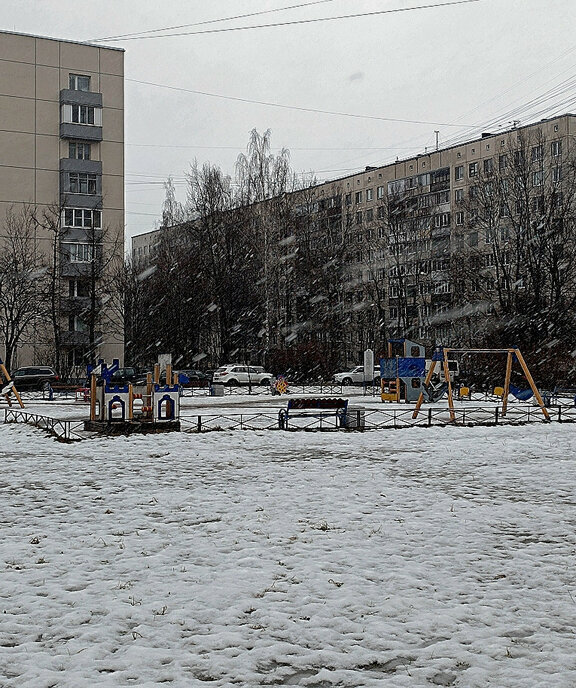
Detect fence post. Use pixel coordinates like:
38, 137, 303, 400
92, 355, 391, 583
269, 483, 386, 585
427, 408, 432, 427
495, 407, 499, 425
197, 415, 202, 433
558, 406, 562, 422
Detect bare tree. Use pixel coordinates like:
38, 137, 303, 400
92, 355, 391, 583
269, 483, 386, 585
0, 205, 48, 370
452, 130, 576, 379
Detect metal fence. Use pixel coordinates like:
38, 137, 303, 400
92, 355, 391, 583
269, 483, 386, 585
180, 382, 381, 398
180, 403, 576, 433
4, 409, 85, 441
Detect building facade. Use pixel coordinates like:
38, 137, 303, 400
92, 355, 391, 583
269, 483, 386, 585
131, 113, 576, 370
0, 30, 124, 372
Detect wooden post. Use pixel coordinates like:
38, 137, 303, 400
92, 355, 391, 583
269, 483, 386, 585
146, 372, 153, 419
501, 349, 513, 417
128, 383, 134, 421
0, 362, 24, 408
412, 358, 438, 419
514, 349, 550, 421
153, 363, 160, 385
443, 348, 456, 422
165, 363, 172, 387
90, 373, 97, 421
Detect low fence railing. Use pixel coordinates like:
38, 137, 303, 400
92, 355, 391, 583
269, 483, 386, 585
180, 403, 576, 433
4, 409, 85, 441
5, 403, 574, 440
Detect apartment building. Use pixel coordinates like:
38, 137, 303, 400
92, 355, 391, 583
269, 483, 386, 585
130, 113, 575, 366
0, 30, 124, 372
307, 113, 576, 357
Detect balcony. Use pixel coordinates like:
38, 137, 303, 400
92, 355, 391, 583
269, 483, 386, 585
60, 331, 91, 346
60, 296, 92, 313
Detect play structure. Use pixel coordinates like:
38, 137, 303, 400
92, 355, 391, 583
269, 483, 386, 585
412, 347, 550, 421
379, 339, 427, 403
87, 359, 181, 432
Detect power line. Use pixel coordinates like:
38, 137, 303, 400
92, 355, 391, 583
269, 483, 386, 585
90, 0, 339, 42
126, 142, 423, 152
99, 0, 484, 41
127, 77, 477, 127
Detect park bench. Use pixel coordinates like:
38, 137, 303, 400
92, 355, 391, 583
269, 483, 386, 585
278, 397, 348, 429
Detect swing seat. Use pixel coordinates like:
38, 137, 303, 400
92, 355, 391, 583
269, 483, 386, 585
424, 382, 447, 403
509, 384, 533, 401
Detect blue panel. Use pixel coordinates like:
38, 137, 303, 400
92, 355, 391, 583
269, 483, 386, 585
398, 358, 426, 377
380, 358, 426, 378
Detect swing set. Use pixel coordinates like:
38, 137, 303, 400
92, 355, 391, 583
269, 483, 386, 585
412, 347, 550, 422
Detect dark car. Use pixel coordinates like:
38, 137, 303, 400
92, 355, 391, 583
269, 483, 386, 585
107, 367, 147, 386
175, 369, 209, 387
11, 366, 59, 390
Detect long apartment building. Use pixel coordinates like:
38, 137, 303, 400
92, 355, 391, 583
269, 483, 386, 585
304, 112, 576, 357
132, 113, 575, 365
0, 30, 124, 372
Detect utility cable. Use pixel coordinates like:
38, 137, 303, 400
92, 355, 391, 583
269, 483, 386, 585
126, 77, 477, 127
98, 0, 484, 42
91, 0, 339, 42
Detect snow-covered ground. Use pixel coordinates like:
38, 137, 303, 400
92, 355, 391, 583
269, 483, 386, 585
1, 408, 576, 686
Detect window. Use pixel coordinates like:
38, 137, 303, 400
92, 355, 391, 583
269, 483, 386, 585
532, 170, 544, 187
454, 165, 464, 181
434, 213, 450, 228
389, 307, 398, 318
483, 158, 493, 175
455, 189, 463, 202
63, 208, 101, 228
456, 211, 464, 225
552, 165, 562, 184
377, 186, 384, 199
69, 315, 89, 333
434, 281, 451, 294
378, 225, 386, 238
355, 191, 363, 204
377, 206, 385, 220
499, 154, 508, 170
532, 195, 544, 213
356, 211, 362, 225
469, 185, 478, 199
469, 162, 478, 177
61, 104, 102, 126
366, 188, 373, 202
551, 140, 562, 157
69, 74, 90, 91
531, 145, 543, 162
68, 173, 97, 194
68, 243, 94, 263
468, 232, 478, 247
69, 142, 91, 160
366, 208, 374, 222
345, 193, 351, 205
69, 279, 90, 297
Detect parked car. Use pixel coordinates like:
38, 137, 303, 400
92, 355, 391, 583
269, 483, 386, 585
107, 367, 147, 386
333, 366, 381, 386
175, 369, 209, 387
11, 366, 59, 390
212, 364, 273, 386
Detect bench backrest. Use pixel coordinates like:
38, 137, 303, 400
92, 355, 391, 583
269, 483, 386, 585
287, 398, 348, 410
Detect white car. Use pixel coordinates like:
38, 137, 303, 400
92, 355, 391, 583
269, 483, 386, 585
212, 364, 273, 386
333, 366, 381, 385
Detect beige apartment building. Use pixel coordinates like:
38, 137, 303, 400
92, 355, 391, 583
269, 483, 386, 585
305, 113, 576, 358
0, 30, 124, 373
132, 113, 575, 366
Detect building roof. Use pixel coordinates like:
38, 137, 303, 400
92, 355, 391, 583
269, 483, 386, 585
0, 28, 124, 52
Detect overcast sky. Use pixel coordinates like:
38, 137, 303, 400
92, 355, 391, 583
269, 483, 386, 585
3, 0, 576, 242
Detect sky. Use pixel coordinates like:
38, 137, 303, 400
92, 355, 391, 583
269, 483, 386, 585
3, 0, 576, 244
